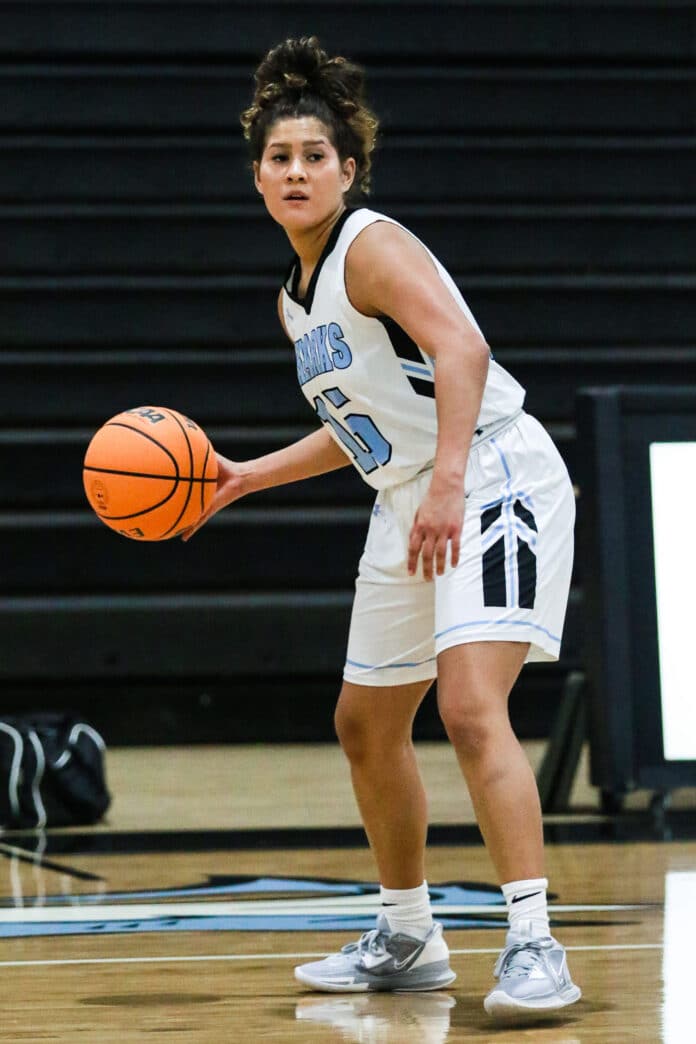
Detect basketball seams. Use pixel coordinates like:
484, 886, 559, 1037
159, 408, 196, 538
199, 440, 212, 515
84, 465, 217, 483
98, 484, 181, 521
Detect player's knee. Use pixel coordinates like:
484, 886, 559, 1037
438, 697, 502, 761
334, 692, 396, 764
334, 698, 371, 762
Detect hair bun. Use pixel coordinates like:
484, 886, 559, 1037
283, 71, 310, 91
255, 37, 325, 98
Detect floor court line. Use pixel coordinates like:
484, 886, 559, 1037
0, 942, 663, 970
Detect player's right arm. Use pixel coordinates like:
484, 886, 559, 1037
181, 295, 350, 541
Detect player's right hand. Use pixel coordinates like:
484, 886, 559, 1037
180, 453, 247, 541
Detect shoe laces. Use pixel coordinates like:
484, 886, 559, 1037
495, 938, 559, 984
341, 927, 390, 960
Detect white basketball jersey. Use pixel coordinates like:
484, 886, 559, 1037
280, 207, 525, 490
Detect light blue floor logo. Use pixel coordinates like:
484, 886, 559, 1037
0, 875, 519, 938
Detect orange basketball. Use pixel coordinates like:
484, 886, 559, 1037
83, 406, 218, 540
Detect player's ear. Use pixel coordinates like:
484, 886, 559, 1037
341, 157, 356, 195
253, 160, 263, 195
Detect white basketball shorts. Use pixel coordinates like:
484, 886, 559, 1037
343, 411, 576, 687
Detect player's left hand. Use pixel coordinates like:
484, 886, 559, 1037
408, 480, 465, 581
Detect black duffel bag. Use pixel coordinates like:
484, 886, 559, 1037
0, 713, 111, 828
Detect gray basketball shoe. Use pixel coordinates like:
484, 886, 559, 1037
294, 915, 456, 993
484, 929, 581, 1018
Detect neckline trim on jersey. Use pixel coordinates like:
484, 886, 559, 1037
283, 207, 356, 315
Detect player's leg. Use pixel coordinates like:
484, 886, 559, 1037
334, 479, 439, 894
438, 641, 580, 1017
296, 672, 457, 989
295, 672, 459, 993
334, 678, 432, 890
437, 639, 542, 884
294, 677, 455, 993
295, 481, 454, 993
433, 411, 580, 1017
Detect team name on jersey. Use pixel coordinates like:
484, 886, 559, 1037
294, 322, 353, 386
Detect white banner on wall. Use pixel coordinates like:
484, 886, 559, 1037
649, 442, 696, 761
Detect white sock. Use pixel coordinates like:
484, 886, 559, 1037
502, 877, 550, 939
379, 880, 433, 940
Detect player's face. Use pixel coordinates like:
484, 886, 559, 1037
254, 117, 356, 231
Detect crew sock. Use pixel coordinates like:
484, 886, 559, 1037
379, 880, 433, 940
502, 877, 550, 939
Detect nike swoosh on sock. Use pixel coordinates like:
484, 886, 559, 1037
511, 890, 543, 904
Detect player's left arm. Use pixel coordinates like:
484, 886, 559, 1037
345, 222, 490, 580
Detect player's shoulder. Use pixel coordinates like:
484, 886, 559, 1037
346, 212, 429, 276
345, 212, 435, 314
344, 217, 395, 317
347, 211, 414, 253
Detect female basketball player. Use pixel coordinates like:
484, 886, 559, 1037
184, 37, 581, 1018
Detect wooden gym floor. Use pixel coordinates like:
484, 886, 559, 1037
0, 742, 694, 1043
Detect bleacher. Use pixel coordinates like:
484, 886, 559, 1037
1, 1, 694, 742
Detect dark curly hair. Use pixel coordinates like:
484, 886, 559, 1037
241, 36, 379, 199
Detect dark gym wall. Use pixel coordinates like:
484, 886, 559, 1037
1, 2, 695, 742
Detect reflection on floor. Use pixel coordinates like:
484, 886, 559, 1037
296, 993, 457, 1044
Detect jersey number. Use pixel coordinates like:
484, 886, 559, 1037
313, 387, 392, 475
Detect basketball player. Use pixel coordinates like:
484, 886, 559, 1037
184, 37, 581, 1019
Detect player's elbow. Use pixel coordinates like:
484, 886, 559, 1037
441, 331, 491, 371
424, 322, 490, 366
